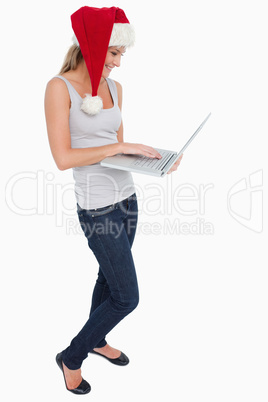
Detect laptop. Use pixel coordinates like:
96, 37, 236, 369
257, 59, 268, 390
100, 113, 211, 177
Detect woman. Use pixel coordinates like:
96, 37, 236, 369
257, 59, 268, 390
45, 6, 182, 395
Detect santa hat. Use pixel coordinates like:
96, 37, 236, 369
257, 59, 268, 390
71, 6, 135, 115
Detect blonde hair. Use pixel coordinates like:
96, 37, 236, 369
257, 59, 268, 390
59, 44, 83, 74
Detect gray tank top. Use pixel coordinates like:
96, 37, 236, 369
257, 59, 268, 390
54, 76, 135, 209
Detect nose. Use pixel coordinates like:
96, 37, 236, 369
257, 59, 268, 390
113, 55, 121, 67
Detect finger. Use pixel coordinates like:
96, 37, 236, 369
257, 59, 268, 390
142, 147, 162, 159
167, 154, 183, 174
149, 148, 162, 159
174, 154, 183, 166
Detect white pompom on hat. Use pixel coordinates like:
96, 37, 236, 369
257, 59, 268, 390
71, 6, 135, 116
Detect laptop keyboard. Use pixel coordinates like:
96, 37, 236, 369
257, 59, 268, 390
130, 151, 174, 171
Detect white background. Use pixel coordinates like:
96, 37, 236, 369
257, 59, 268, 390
1, 0, 267, 401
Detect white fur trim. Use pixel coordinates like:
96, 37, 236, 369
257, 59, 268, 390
109, 23, 135, 48
72, 23, 135, 49
72, 34, 79, 47
80, 95, 103, 115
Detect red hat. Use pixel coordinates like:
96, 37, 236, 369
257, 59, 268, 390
71, 6, 135, 115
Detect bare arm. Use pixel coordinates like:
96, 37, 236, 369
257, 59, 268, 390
44, 78, 161, 171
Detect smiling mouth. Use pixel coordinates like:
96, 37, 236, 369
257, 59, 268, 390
105, 65, 113, 71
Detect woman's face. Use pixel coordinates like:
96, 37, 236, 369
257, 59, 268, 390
102, 46, 125, 78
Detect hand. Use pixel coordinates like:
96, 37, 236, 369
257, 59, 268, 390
122, 143, 162, 159
167, 154, 183, 174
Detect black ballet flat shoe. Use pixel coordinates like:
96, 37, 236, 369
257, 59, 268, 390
56, 352, 91, 395
90, 350, 129, 366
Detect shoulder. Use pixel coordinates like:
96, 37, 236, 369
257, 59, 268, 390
111, 79, 122, 109
45, 76, 70, 105
45, 76, 70, 110
113, 80, 122, 96
45, 76, 69, 96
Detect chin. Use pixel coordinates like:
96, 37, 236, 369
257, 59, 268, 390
102, 71, 110, 79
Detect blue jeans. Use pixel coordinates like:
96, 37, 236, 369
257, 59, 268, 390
61, 194, 139, 370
